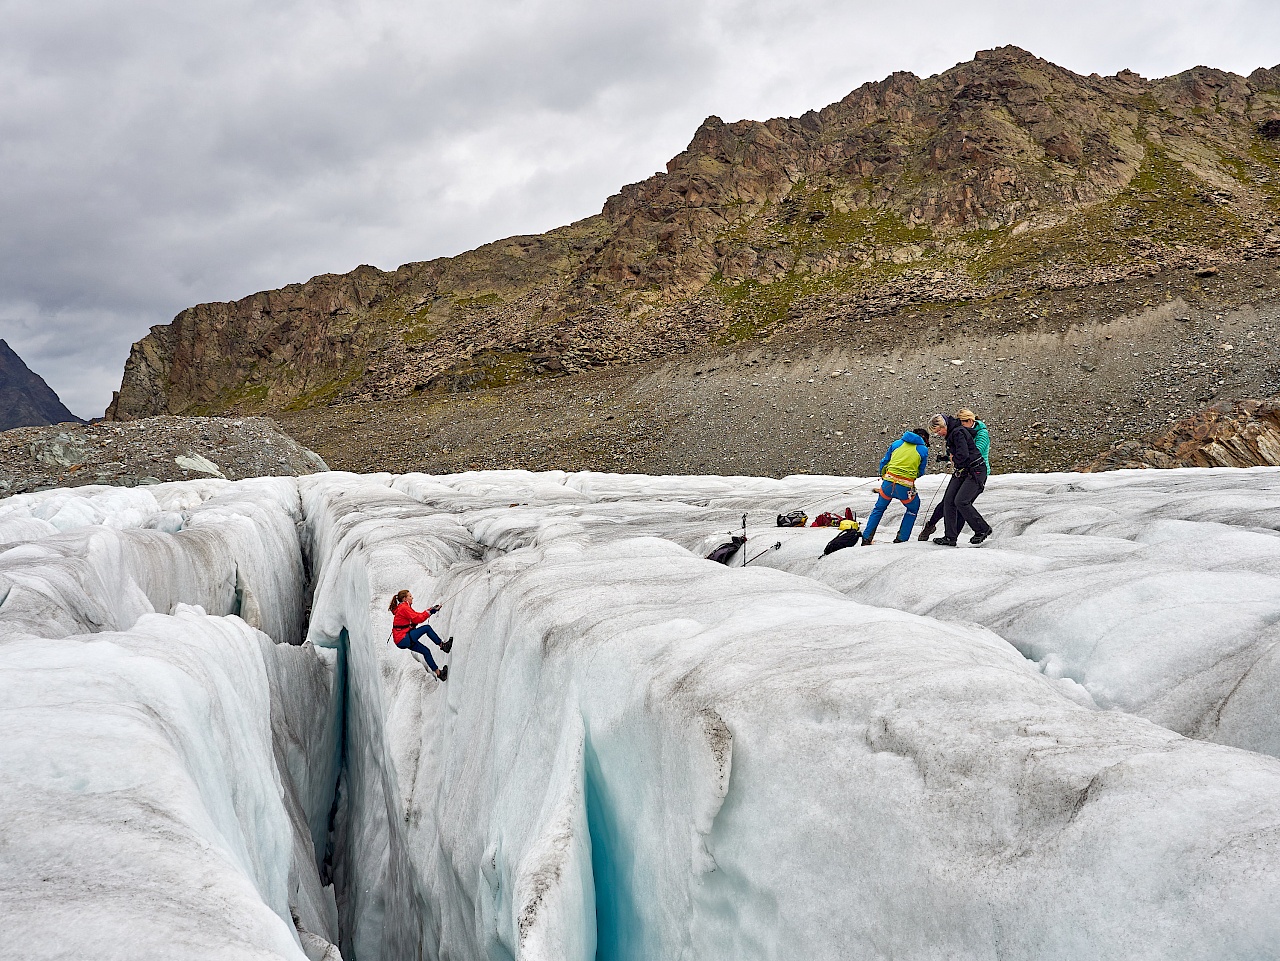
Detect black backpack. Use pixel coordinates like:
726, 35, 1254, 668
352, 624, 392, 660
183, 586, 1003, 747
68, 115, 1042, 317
822, 528, 862, 555
706, 535, 747, 565
776, 511, 808, 528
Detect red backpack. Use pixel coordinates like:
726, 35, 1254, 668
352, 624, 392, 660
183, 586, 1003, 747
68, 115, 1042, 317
810, 507, 855, 528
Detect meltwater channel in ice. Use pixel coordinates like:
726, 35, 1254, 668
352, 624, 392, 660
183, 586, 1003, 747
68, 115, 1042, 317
2, 467, 1280, 961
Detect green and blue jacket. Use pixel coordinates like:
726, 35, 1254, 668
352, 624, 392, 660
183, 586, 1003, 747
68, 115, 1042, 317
879, 431, 929, 486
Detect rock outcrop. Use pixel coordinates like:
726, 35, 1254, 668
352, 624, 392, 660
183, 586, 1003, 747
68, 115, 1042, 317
0, 340, 79, 430
1084, 398, 1280, 470
109, 46, 1280, 420
0, 417, 328, 496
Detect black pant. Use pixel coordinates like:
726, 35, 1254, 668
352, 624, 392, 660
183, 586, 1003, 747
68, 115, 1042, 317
923, 500, 947, 532
924, 495, 973, 535
942, 465, 990, 540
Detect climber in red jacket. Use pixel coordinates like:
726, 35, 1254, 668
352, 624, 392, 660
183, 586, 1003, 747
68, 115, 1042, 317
389, 589, 452, 681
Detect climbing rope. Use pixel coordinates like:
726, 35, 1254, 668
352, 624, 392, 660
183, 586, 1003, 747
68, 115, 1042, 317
918, 463, 954, 521
795, 476, 881, 513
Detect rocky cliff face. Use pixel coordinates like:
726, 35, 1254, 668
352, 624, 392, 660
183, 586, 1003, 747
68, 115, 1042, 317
0, 340, 79, 430
1085, 398, 1280, 470
109, 46, 1280, 420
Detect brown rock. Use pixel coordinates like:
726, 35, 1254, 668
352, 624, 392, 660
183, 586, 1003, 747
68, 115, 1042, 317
1083, 399, 1280, 471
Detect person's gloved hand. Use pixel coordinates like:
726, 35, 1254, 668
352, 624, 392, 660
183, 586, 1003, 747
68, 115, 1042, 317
430, 604, 442, 614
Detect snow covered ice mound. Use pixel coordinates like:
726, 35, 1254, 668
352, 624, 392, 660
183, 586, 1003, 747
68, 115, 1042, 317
3, 468, 1280, 960
746, 467, 1280, 759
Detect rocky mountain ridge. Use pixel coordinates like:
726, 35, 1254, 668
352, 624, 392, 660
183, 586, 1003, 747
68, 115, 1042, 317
0, 340, 79, 430
109, 46, 1280, 422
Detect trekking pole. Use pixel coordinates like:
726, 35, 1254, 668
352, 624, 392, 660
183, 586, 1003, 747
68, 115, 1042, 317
919, 466, 948, 521
744, 541, 783, 565
741, 512, 748, 567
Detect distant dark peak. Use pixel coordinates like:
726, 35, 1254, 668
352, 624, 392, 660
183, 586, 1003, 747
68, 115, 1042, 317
0, 339, 81, 431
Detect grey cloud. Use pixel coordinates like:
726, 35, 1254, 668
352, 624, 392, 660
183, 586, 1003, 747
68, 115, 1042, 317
1, 0, 1277, 417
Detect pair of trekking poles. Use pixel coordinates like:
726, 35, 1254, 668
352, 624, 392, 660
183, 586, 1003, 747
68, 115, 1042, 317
734, 512, 782, 566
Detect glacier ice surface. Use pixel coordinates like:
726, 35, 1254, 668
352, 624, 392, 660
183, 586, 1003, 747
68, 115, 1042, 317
2, 466, 1280, 960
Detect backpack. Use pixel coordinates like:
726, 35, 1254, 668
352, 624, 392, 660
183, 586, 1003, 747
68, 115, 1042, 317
776, 511, 808, 527
823, 528, 862, 555
811, 507, 856, 528
706, 535, 747, 565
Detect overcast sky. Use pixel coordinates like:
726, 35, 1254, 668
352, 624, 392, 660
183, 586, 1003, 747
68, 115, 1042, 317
2, 0, 1278, 417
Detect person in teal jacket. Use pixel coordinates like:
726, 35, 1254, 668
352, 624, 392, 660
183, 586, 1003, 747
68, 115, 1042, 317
862, 427, 930, 545
918, 409, 990, 540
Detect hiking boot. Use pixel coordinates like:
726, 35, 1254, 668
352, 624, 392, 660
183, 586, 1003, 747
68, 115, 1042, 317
917, 523, 936, 542
970, 530, 991, 546
436, 665, 448, 682
440, 637, 454, 653
893, 536, 909, 543
932, 536, 958, 547
861, 538, 874, 546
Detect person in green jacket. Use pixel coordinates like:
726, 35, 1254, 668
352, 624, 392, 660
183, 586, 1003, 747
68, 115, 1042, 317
918, 409, 990, 540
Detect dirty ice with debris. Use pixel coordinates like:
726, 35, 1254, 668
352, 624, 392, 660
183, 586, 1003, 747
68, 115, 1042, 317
2, 467, 1280, 961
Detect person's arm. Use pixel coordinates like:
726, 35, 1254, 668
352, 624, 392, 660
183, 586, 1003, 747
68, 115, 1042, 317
955, 428, 980, 470
975, 422, 990, 457
916, 442, 928, 476
975, 423, 991, 469
409, 606, 430, 626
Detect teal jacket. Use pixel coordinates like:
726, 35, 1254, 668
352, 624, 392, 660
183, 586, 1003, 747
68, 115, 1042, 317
973, 421, 990, 471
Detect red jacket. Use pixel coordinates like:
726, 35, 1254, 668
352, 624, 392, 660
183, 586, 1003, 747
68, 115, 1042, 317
392, 602, 430, 643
